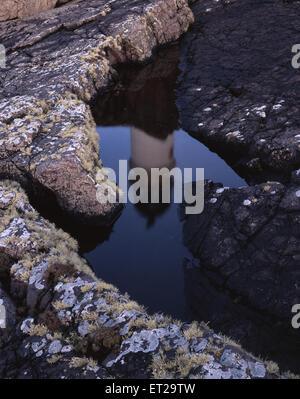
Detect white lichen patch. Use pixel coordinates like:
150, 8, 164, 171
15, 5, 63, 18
252, 105, 267, 118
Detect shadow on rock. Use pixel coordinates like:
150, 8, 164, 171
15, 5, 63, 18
180, 173, 300, 372
178, 0, 300, 184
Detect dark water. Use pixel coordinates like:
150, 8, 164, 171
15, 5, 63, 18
84, 126, 245, 319
86, 43, 245, 319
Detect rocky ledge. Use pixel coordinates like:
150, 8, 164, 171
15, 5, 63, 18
1, 1, 72, 22
0, 0, 193, 225
181, 171, 300, 370
170, 0, 300, 373
178, 0, 300, 184
0, 180, 286, 379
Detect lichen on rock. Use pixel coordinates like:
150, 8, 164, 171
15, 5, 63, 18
0, 0, 194, 226
0, 180, 284, 379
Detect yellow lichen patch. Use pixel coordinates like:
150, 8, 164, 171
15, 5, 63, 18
81, 311, 99, 321
151, 346, 212, 379
183, 321, 204, 341
87, 322, 100, 334
52, 300, 70, 311
29, 324, 49, 337
0, 180, 96, 280
47, 355, 62, 364
80, 284, 93, 293
87, 358, 98, 369
266, 360, 280, 375
145, 318, 161, 330
18, 270, 31, 281
263, 185, 271, 192
126, 316, 147, 333
69, 356, 90, 368
108, 299, 145, 315
48, 332, 63, 341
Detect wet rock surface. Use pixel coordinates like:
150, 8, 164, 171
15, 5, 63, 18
175, 0, 300, 374
178, 0, 300, 184
0, 0, 193, 225
181, 173, 300, 372
0, 181, 282, 379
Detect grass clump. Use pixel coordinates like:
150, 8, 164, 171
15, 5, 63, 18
266, 360, 280, 375
75, 326, 121, 362
151, 346, 212, 379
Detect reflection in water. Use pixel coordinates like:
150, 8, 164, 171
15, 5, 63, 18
129, 127, 175, 227
84, 125, 245, 319
92, 44, 180, 138
87, 44, 246, 319
130, 127, 176, 171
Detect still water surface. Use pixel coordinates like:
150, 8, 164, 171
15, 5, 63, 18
84, 125, 245, 320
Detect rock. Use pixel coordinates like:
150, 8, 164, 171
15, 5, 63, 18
181, 177, 300, 370
0, 0, 194, 225
183, 256, 300, 374
176, 0, 300, 373
0, 0, 59, 22
0, 180, 281, 379
178, 0, 300, 184
0, 1, 76, 22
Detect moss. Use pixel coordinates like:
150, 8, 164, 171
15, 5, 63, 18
108, 300, 145, 315
76, 326, 121, 362
126, 316, 148, 337
38, 310, 64, 333
95, 281, 119, 294
66, 332, 82, 347
44, 263, 76, 288
18, 270, 31, 282
151, 345, 211, 379
0, 180, 94, 280
1, 181, 277, 379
